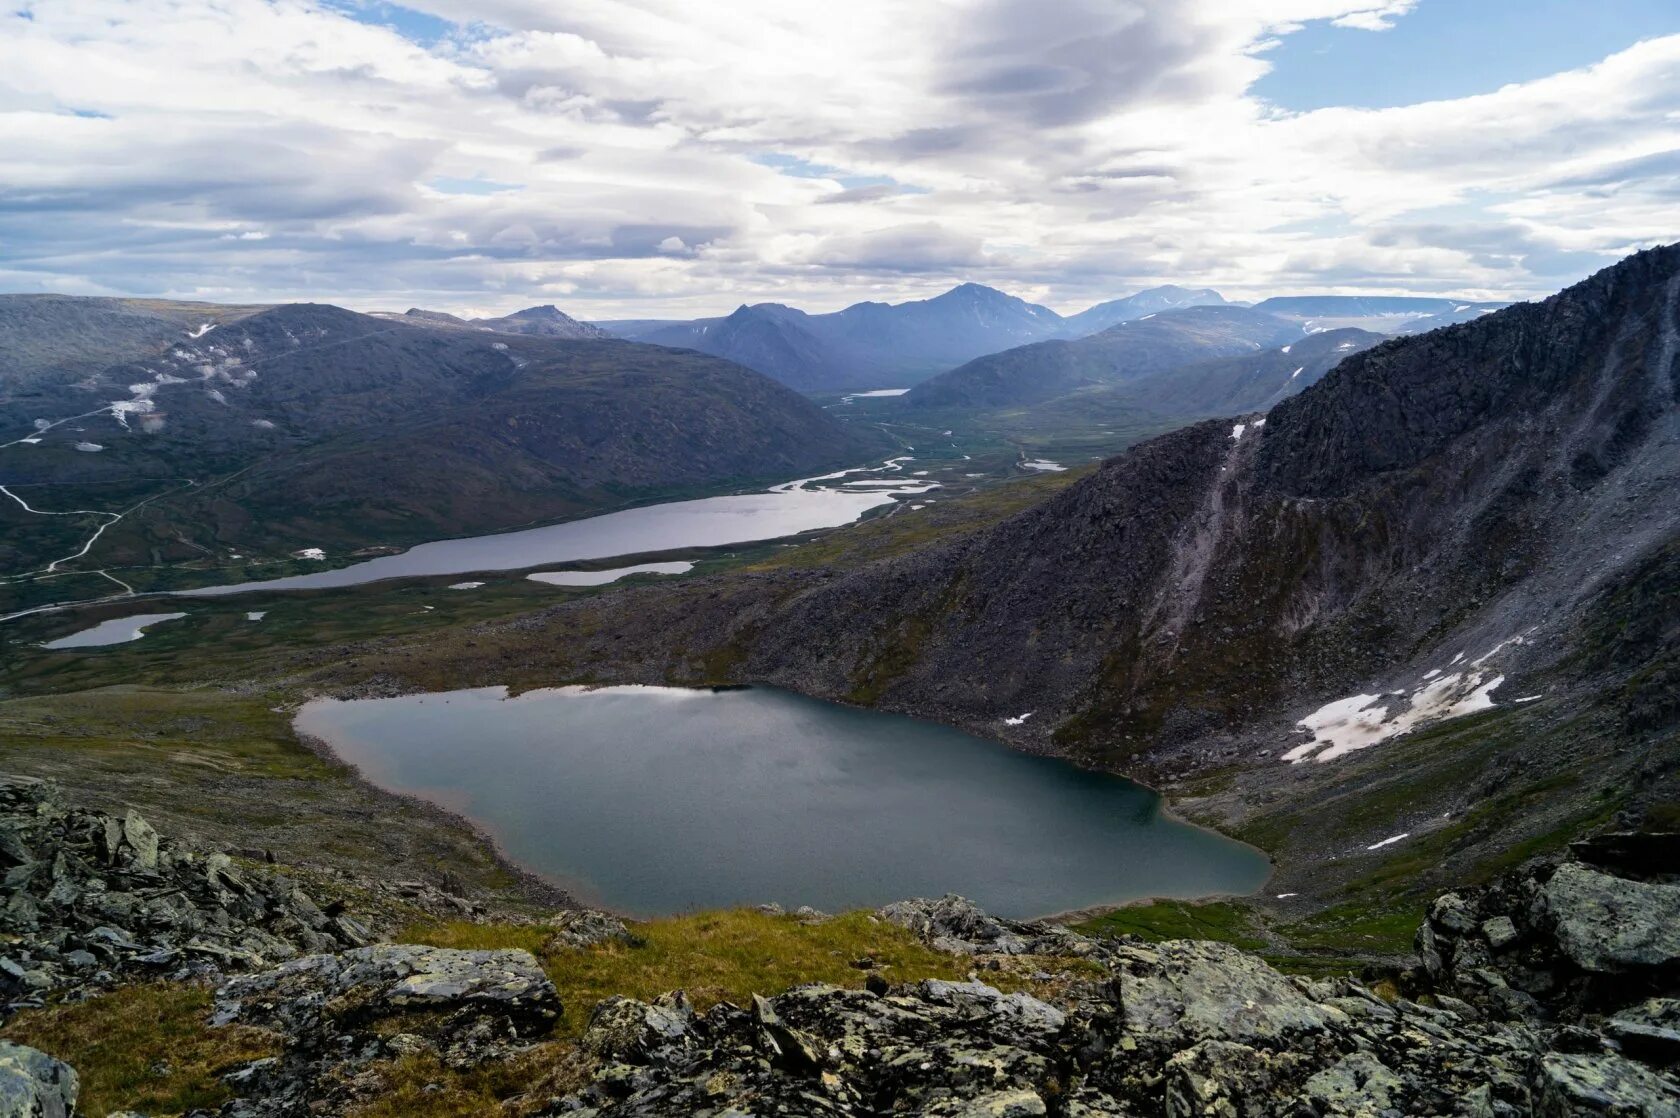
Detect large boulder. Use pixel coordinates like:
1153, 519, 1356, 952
1111, 939, 1345, 1049
1541, 863, 1680, 973
0, 1041, 77, 1118
543, 908, 640, 951
877, 895, 1088, 956
1538, 1051, 1680, 1116
213, 944, 560, 1036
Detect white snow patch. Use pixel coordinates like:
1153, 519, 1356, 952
1231, 423, 1246, 440
18, 437, 41, 445
294, 547, 326, 561
186, 322, 216, 338
1021, 459, 1066, 472
1367, 833, 1411, 851
1280, 345, 1291, 354
251, 419, 276, 430
1289, 366, 1305, 379
73, 442, 104, 452
1515, 694, 1543, 703
1252, 417, 1266, 428
448, 581, 485, 590
1276, 893, 1299, 899
1002, 712, 1034, 726
245, 611, 267, 621
1284, 634, 1533, 762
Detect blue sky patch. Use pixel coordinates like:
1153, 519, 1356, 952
1255, 0, 1678, 111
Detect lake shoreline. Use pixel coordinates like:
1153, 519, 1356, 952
293, 681, 1272, 922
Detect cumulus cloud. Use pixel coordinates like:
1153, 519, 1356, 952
0, 0, 1674, 316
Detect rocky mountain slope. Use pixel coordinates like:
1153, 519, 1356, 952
0, 299, 885, 574
1118, 327, 1385, 416
906, 305, 1305, 409
0, 295, 265, 388
1011, 327, 1387, 427
753, 245, 1677, 755
2, 777, 1676, 1116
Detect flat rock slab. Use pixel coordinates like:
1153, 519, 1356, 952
1541, 863, 1680, 972
213, 944, 560, 1035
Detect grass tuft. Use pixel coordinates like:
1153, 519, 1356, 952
0, 984, 279, 1118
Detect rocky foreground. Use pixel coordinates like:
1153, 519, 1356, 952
2, 779, 1679, 1116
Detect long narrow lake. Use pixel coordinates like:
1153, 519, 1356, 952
295, 686, 1269, 918
185, 458, 932, 597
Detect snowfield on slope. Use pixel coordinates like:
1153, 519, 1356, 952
1283, 633, 1534, 763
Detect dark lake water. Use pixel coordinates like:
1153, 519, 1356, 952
294, 685, 1269, 918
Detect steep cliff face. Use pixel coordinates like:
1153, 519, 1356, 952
744, 246, 1680, 761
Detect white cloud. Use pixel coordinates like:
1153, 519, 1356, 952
0, 0, 1673, 317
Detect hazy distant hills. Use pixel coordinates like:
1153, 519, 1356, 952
371, 304, 612, 340
906, 305, 1305, 410
595, 284, 1500, 396
598, 283, 1242, 393
0, 297, 885, 571
1058, 285, 1226, 336
602, 283, 1067, 392
1253, 295, 1509, 334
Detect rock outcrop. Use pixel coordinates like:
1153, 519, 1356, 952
0, 776, 368, 1016
208, 945, 562, 1114
0, 1041, 77, 1118
4, 785, 1677, 1115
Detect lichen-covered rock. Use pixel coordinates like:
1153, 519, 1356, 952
1607, 998, 1680, 1063
1538, 1051, 1680, 1116
213, 944, 560, 1036
1541, 864, 1680, 973
0, 1041, 77, 1118
582, 994, 693, 1063
1112, 939, 1343, 1048
1301, 1050, 1404, 1116
877, 894, 1087, 956
545, 909, 641, 951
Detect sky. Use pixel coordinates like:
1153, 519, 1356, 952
1, 0, 1676, 319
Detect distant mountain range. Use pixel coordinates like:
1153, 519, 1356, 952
0, 297, 885, 576
594, 286, 1508, 395
1058, 285, 1228, 336
371, 304, 611, 340
598, 283, 1070, 392
906, 305, 1305, 410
